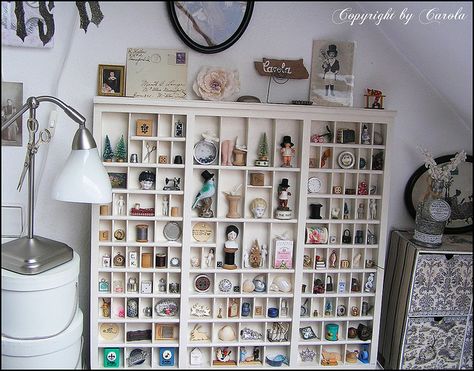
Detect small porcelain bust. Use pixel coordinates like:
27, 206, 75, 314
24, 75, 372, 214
224, 225, 239, 249
139, 170, 155, 190
250, 197, 267, 218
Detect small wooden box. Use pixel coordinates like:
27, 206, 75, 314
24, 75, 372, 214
136, 119, 153, 136
250, 172, 264, 186
158, 155, 168, 164
99, 230, 109, 241
141, 253, 153, 268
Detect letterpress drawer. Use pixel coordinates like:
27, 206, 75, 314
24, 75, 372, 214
401, 316, 467, 369
409, 254, 473, 316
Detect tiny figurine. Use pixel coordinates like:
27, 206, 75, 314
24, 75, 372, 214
351, 278, 360, 292
192, 170, 216, 218
362, 301, 373, 316
221, 139, 234, 166
343, 201, 349, 219
357, 203, 365, 219
223, 225, 239, 270
329, 250, 337, 268
223, 184, 242, 218
369, 199, 377, 219
143, 142, 157, 163
309, 203, 323, 219
139, 171, 155, 190
358, 181, 368, 195
103, 135, 114, 162
255, 133, 270, 166
249, 239, 262, 268
280, 136, 295, 167
355, 230, 363, 244
351, 306, 360, 316
367, 229, 377, 244
364, 272, 375, 292
116, 195, 125, 215
243, 249, 249, 268
101, 298, 111, 317
353, 253, 362, 268
342, 229, 351, 243
331, 207, 340, 219
250, 197, 267, 218
114, 134, 127, 162
275, 178, 292, 219
320, 148, 331, 167
313, 278, 325, 294
205, 248, 214, 268
190, 256, 200, 268
364, 88, 385, 109
324, 301, 333, 316
358, 345, 370, 363
260, 243, 267, 268
361, 124, 371, 144
162, 196, 169, 216
163, 177, 181, 191
303, 254, 312, 268
310, 125, 333, 143
214, 347, 235, 365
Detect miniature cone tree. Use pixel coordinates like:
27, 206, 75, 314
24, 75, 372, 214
115, 134, 127, 162
258, 133, 269, 160
103, 135, 114, 162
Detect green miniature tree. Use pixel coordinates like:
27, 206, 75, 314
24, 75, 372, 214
115, 134, 127, 162
103, 135, 114, 162
258, 133, 269, 160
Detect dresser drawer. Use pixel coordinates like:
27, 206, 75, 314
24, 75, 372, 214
409, 254, 473, 316
461, 315, 473, 370
401, 316, 467, 369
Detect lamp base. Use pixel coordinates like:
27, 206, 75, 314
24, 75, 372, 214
2, 235, 74, 275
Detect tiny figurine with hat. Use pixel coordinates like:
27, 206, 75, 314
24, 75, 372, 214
275, 178, 292, 220
139, 170, 155, 190
280, 136, 295, 167
192, 170, 216, 218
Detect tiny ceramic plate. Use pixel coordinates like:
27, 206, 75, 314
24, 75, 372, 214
170, 257, 180, 267
308, 177, 322, 193
100, 323, 120, 341
194, 274, 211, 293
337, 151, 355, 169
193, 140, 217, 165
218, 278, 233, 292
163, 221, 182, 241
192, 222, 213, 242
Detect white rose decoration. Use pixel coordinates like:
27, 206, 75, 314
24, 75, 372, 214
193, 66, 240, 101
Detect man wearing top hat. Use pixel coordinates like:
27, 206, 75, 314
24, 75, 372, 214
280, 136, 295, 167
277, 178, 291, 211
322, 44, 340, 96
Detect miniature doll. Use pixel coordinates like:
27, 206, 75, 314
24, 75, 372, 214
280, 136, 295, 167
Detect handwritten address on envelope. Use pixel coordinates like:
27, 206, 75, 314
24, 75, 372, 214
125, 48, 187, 99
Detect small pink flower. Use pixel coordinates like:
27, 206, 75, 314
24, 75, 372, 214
193, 66, 240, 101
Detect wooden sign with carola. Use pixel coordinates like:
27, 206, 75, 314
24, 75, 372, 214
254, 58, 309, 79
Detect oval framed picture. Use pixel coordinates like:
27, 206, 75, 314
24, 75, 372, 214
404, 154, 473, 234
337, 151, 355, 169
167, 1, 254, 54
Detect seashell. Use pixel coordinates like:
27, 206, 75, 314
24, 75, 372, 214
218, 325, 236, 341
242, 279, 255, 293
269, 276, 292, 293
253, 275, 266, 292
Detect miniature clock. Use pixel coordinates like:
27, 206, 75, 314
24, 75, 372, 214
194, 274, 211, 292
308, 177, 322, 193
193, 140, 218, 165
170, 257, 180, 267
113, 252, 125, 267
337, 151, 355, 169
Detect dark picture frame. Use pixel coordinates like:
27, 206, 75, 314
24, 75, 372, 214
404, 154, 473, 234
98, 64, 125, 97
1, 81, 23, 147
167, 1, 254, 54
108, 172, 127, 189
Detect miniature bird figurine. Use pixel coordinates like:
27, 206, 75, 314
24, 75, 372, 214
192, 170, 216, 217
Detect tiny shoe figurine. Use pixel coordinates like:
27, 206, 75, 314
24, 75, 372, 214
361, 124, 371, 144
275, 178, 292, 219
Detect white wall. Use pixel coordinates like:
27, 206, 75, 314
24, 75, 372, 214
1, 1, 472, 366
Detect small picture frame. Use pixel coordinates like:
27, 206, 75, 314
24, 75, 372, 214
255, 305, 263, 316
155, 324, 176, 340
300, 326, 317, 340
174, 120, 184, 137
108, 172, 127, 189
141, 280, 153, 294
98, 64, 125, 96
136, 119, 153, 136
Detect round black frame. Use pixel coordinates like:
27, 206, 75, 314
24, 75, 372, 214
167, 1, 254, 54
404, 154, 473, 234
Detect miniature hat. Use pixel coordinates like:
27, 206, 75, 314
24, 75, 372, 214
139, 170, 155, 182
279, 178, 290, 188
201, 170, 214, 181
327, 44, 338, 56
280, 136, 294, 147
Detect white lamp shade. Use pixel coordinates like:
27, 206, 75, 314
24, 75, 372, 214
52, 148, 112, 203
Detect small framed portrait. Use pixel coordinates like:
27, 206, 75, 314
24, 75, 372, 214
98, 64, 125, 96
1, 81, 23, 146
108, 172, 127, 189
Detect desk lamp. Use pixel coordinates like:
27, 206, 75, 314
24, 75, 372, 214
1, 96, 112, 275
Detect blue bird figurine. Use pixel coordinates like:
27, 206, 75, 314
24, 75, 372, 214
193, 170, 216, 217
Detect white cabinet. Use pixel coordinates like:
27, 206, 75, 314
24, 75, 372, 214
90, 97, 394, 368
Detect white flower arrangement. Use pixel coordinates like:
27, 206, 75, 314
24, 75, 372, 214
417, 145, 467, 183
193, 66, 240, 101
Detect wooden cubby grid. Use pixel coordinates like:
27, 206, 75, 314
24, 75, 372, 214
91, 97, 395, 369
